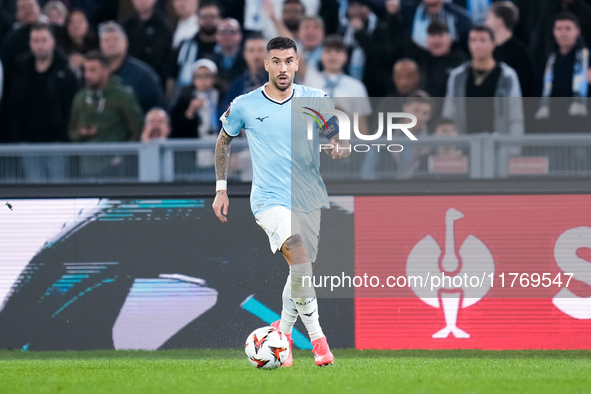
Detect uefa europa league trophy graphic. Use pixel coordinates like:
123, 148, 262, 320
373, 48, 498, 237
407, 208, 495, 339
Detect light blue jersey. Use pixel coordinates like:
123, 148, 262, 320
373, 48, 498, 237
221, 83, 333, 217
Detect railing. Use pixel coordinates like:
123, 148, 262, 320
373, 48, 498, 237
0, 134, 589, 184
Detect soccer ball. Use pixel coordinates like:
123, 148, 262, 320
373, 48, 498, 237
244, 326, 289, 369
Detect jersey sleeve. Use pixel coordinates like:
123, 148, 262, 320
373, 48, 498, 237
319, 90, 336, 122
220, 97, 244, 137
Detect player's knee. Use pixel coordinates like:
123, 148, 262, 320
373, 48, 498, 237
291, 261, 313, 281
283, 234, 304, 251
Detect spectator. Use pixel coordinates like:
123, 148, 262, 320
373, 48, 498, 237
4, 22, 77, 181
211, 18, 246, 96
485, 1, 534, 97
392, 58, 421, 98
167, 1, 220, 98
396, 92, 434, 178
408, 21, 467, 98
170, 58, 219, 139
281, 0, 306, 36
60, 8, 99, 80
5, 22, 77, 142
394, 0, 472, 51
122, 0, 173, 85
343, 0, 391, 97
264, 0, 306, 40
531, 0, 591, 80
141, 107, 171, 141
303, 34, 372, 134
367, 58, 420, 134
13, 0, 47, 28
42, 0, 67, 26
243, 0, 318, 39
1, 0, 48, 80
220, 32, 267, 115
534, 12, 590, 133
99, 20, 164, 114
69, 50, 143, 142
433, 117, 463, 157
443, 25, 523, 136
295, 16, 324, 73
361, 91, 433, 180
504, 0, 539, 47
171, 0, 199, 49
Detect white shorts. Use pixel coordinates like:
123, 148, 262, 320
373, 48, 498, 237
255, 206, 321, 262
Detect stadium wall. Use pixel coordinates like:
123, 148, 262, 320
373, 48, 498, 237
0, 179, 589, 351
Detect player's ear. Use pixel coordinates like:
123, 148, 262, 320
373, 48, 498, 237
263, 58, 269, 72
294, 56, 299, 72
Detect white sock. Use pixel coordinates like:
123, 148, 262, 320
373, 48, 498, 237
290, 263, 324, 342
280, 274, 298, 335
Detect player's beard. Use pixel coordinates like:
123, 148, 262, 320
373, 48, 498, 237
272, 73, 292, 91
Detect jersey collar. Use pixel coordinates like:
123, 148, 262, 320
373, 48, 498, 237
261, 82, 295, 105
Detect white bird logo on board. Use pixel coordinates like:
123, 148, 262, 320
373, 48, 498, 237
406, 208, 495, 339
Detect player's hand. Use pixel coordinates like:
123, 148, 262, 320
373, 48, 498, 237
324, 139, 351, 159
212, 191, 229, 223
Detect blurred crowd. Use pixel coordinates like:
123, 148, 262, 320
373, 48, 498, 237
0, 0, 590, 149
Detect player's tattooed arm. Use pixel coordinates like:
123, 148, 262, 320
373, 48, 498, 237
215, 128, 233, 183
213, 128, 233, 223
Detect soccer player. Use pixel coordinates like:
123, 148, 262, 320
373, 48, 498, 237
212, 36, 349, 367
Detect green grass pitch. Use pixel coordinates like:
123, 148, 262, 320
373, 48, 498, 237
1, 349, 590, 393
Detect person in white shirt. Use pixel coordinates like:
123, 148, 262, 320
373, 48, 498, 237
243, 0, 319, 40
172, 0, 199, 48
303, 34, 372, 134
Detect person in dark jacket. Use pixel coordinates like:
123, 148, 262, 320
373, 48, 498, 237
121, 0, 173, 86
210, 18, 246, 98
1, 0, 49, 83
98, 20, 164, 114
531, 0, 591, 84
5, 22, 78, 143
485, 1, 534, 97
534, 12, 591, 133
69, 50, 143, 143
343, 0, 392, 97
59, 8, 99, 81
4, 22, 78, 182
407, 20, 467, 98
